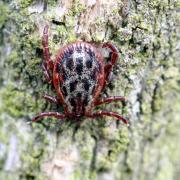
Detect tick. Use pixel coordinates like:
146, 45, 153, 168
32, 25, 129, 124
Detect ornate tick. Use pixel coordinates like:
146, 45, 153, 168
32, 25, 128, 124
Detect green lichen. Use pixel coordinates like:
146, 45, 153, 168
117, 28, 132, 41
149, 0, 161, 8
17, 0, 34, 8
56, 25, 68, 37
70, 0, 86, 16
72, 170, 81, 180
80, 148, 92, 161
109, 135, 129, 160
96, 128, 129, 172
0, 2, 9, 29
0, 83, 45, 119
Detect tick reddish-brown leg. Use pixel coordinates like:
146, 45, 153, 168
102, 42, 119, 85
42, 25, 54, 83
32, 112, 66, 122
89, 111, 129, 124
43, 94, 59, 104
94, 96, 126, 106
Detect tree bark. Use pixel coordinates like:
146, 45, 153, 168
0, 0, 179, 180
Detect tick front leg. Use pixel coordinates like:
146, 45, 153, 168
102, 42, 119, 85
42, 63, 52, 83
43, 94, 59, 104
32, 112, 66, 122
89, 111, 129, 124
94, 96, 127, 106
42, 25, 54, 83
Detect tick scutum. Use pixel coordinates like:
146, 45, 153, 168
76, 57, 83, 76
76, 44, 82, 53
91, 68, 97, 80
57, 62, 63, 74
62, 86, 68, 97
83, 94, 89, 106
57, 42, 104, 115
77, 92, 82, 98
66, 57, 74, 71
69, 80, 77, 93
87, 48, 95, 59
85, 54, 93, 69
83, 78, 90, 91
62, 68, 68, 81
64, 48, 74, 71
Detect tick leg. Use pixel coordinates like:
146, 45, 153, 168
89, 111, 129, 124
94, 96, 126, 106
43, 94, 59, 104
42, 25, 54, 83
102, 43, 119, 85
42, 63, 52, 83
32, 112, 66, 122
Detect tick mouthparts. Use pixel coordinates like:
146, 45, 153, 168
75, 114, 81, 117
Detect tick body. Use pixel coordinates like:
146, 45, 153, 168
32, 25, 128, 124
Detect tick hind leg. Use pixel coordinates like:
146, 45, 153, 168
102, 42, 119, 85
94, 96, 126, 106
32, 112, 66, 122
89, 111, 129, 125
42, 25, 54, 83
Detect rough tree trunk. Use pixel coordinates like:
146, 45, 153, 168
0, 0, 179, 180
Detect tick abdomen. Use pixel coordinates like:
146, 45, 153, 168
55, 42, 104, 115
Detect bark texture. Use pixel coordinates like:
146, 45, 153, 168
0, 0, 180, 180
